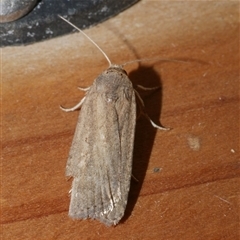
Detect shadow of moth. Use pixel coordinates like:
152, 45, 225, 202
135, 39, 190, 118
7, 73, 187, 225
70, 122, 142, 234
59, 16, 168, 226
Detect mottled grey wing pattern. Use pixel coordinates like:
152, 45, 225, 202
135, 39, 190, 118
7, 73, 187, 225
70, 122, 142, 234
66, 68, 136, 225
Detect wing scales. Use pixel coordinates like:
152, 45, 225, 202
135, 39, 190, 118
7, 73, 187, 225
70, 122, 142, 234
66, 70, 136, 225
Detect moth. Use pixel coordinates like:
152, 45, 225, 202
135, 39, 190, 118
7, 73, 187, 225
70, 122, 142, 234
59, 16, 168, 226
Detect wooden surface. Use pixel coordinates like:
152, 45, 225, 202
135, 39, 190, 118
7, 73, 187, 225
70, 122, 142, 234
2, 1, 239, 239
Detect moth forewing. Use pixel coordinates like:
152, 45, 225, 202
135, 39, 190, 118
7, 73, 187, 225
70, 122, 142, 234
66, 66, 136, 226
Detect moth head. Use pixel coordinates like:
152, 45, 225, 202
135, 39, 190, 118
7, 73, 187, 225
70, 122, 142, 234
107, 64, 128, 76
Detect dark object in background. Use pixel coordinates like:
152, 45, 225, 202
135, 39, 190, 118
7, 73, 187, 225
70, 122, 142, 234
0, 0, 38, 23
0, 0, 139, 47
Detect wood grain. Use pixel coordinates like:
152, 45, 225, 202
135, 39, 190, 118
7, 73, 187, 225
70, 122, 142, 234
2, 1, 239, 239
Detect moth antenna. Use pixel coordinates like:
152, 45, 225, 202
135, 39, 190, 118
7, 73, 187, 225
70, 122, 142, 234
122, 57, 188, 67
59, 15, 112, 68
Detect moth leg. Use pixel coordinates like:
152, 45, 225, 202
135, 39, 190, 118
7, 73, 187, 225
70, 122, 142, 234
60, 96, 86, 112
78, 86, 91, 91
146, 115, 170, 130
131, 174, 139, 182
134, 90, 170, 130
136, 85, 160, 91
